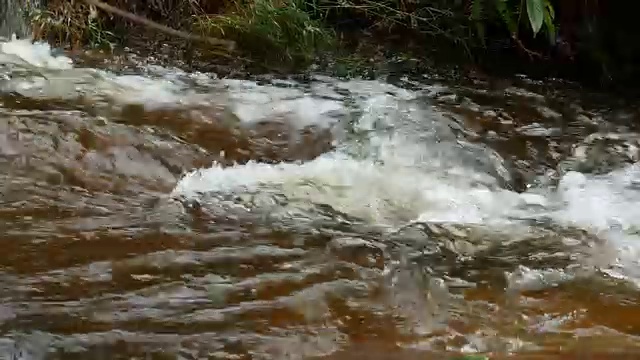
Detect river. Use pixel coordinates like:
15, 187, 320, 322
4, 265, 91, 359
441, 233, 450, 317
2, 34, 640, 359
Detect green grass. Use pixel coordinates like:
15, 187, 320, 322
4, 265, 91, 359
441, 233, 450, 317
193, 0, 335, 68
24, 0, 117, 49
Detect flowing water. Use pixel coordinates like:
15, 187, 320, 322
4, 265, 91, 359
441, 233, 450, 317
2, 34, 640, 359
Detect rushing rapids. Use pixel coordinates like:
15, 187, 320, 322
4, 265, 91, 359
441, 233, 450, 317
2, 35, 640, 359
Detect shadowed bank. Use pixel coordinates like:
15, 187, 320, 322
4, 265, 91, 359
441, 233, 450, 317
11, 0, 640, 89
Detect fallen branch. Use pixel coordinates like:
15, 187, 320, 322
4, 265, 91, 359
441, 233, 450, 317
82, 0, 236, 50
511, 34, 544, 60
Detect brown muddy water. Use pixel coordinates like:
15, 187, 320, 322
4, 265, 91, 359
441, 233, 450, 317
2, 37, 640, 360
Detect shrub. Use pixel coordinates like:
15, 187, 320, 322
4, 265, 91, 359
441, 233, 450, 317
193, 0, 334, 67
26, 0, 116, 49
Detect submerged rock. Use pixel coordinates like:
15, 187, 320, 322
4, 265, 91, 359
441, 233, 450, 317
558, 132, 640, 175
327, 237, 385, 269
0, 117, 29, 165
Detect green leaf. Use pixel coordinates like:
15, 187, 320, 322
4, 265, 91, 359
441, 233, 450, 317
526, 0, 544, 35
470, 0, 483, 21
543, 6, 556, 44
494, 0, 516, 35
471, 0, 486, 46
544, 0, 555, 19
475, 21, 486, 46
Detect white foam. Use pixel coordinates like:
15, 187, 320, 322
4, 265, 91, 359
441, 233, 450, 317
172, 84, 531, 228
220, 79, 346, 128
169, 77, 640, 288
552, 166, 640, 233
0, 37, 210, 109
546, 164, 640, 286
0, 36, 73, 69
174, 154, 527, 227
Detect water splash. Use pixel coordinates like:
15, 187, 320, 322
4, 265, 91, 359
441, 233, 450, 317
171, 80, 538, 229
0, 37, 211, 108
169, 78, 640, 291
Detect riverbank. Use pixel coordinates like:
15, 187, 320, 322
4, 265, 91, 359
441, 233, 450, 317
20, 0, 640, 94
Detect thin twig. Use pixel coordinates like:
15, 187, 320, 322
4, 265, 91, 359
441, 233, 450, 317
82, 0, 236, 50
511, 34, 544, 59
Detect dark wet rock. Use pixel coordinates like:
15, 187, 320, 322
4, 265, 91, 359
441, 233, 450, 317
568, 103, 584, 113
455, 140, 522, 191
558, 132, 640, 175
506, 158, 537, 191
504, 87, 545, 101
388, 222, 499, 265
388, 224, 430, 245
81, 146, 176, 183
457, 97, 481, 112
612, 110, 637, 124
0, 118, 29, 166
327, 237, 385, 269
482, 110, 498, 118
121, 107, 336, 166
422, 223, 497, 258
1, 112, 211, 193
435, 93, 457, 104
495, 112, 515, 129
484, 130, 501, 141
246, 120, 336, 163
384, 221, 588, 288
535, 106, 563, 121
575, 113, 600, 127
384, 224, 456, 276
516, 123, 562, 137
474, 225, 602, 267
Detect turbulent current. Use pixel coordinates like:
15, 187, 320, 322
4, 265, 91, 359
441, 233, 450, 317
2, 36, 640, 359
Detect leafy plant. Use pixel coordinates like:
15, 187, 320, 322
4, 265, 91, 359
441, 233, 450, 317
193, 0, 334, 67
469, 0, 556, 47
25, 0, 116, 49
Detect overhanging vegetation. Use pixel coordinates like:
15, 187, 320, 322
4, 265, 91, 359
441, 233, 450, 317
18, 0, 640, 88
